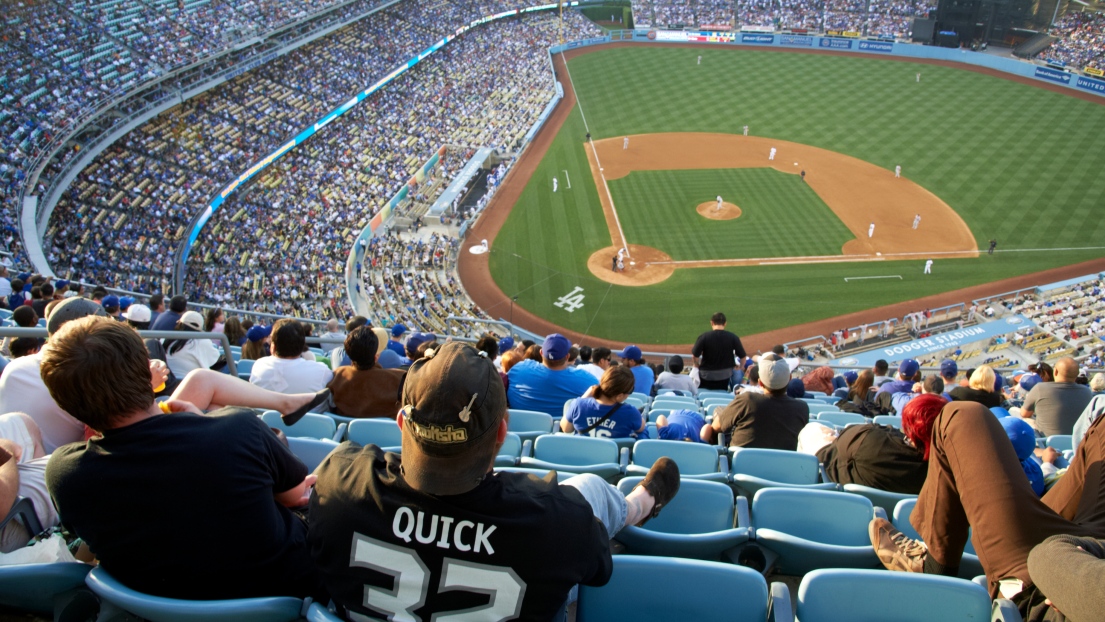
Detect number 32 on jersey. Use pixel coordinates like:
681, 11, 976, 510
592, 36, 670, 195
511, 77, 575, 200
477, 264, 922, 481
350, 533, 528, 622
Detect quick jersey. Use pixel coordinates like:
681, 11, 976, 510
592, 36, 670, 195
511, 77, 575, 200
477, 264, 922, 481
309, 444, 612, 621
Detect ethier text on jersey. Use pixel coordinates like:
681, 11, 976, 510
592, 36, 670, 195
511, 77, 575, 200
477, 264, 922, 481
392, 507, 497, 554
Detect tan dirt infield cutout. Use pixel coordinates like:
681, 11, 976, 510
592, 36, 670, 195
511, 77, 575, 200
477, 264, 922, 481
584, 133, 978, 286
697, 201, 742, 220
587, 245, 674, 286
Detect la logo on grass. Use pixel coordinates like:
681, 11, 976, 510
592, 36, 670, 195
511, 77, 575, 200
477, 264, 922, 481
554, 287, 585, 313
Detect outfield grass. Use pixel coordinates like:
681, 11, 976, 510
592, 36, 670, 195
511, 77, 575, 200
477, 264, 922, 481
488, 45, 1105, 344
609, 168, 854, 260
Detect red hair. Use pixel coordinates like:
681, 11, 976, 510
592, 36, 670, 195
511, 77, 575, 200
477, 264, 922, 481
902, 393, 948, 460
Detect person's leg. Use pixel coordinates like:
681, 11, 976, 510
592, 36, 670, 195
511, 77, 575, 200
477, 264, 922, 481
560, 458, 679, 539
911, 402, 1082, 590
560, 474, 629, 539
170, 369, 325, 414
1043, 411, 1105, 531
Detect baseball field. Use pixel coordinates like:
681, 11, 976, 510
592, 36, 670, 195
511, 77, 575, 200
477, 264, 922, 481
464, 43, 1105, 347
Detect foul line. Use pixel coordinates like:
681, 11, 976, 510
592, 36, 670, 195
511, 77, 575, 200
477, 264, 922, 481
844, 275, 903, 282
559, 50, 629, 257
563, 169, 571, 189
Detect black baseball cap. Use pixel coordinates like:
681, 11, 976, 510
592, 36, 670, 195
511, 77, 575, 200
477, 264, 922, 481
400, 342, 507, 495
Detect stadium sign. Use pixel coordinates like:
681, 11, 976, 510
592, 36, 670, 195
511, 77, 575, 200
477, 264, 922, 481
1076, 75, 1105, 94
833, 315, 1038, 368
819, 38, 853, 49
779, 34, 813, 46
858, 40, 893, 53
1034, 67, 1072, 84
741, 34, 774, 44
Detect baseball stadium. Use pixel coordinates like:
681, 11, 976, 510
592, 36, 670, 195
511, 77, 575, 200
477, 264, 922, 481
2, 0, 1105, 618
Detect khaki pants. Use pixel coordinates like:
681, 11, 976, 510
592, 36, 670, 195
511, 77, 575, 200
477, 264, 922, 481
912, 401, 1105, 596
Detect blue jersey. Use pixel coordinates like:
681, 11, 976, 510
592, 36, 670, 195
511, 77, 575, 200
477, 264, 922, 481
565, 397, 643, 439
657, 410, 706, 443
629, 365, 654, 395
507, 360, 597, 418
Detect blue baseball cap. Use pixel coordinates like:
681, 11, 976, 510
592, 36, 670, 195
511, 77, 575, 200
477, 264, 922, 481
542, 333, 571, 360
377, 349, 403, 369
119, 296, 134, 310
406, 332, 437, 355
940, 359, 958, 378
994, 372, 1004, 392
247, 325, 271, 342
843, 370, 858, 384
898, 359, 919, 378
1019, 373, 1042, 392
101, 294, 120, 309
619, 345, 643, 362
391, 324, 408, 337
499, 336, 515, 353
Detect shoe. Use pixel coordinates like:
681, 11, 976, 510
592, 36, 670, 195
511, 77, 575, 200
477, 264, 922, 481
634, 456, 680, 526
869, 517, 927, 573
282, 389, 331, 426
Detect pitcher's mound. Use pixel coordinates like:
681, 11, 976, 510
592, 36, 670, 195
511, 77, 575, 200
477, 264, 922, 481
587, 245, 675, 286
697, 201, 742, 220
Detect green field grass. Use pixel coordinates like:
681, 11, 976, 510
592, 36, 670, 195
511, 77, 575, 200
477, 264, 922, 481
609, 168, 854, 260
488, 45, 1105, 345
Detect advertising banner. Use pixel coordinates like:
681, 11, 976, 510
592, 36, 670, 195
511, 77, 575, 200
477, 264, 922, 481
819, 37, 853, 49
687, 31, 736, 42
741, 25, 774, 32
843, 30, 861, 37
1034, 66, 1072, 84
834, 316, 1036, 368
1084, 66, 1104, 77
652, 30, 688, 41
779, 34, 813, 46
1076, 75, 1105, 94
858, 40, 894, 53
741, 33, 774, 44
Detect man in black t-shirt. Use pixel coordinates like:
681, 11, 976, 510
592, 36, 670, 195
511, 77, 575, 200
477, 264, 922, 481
42, 317, 323, 600
309, 342, 680, 621
691, 312, 747, 390
701, 353, 809, 450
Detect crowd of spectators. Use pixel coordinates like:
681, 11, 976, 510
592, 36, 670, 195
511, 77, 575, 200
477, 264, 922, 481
1045, 11, 1105, 69
637, 0, 938, 36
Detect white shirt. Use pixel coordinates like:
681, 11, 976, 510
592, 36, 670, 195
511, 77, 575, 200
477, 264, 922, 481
165, 338, 222, 378
0, 351, 85, 453
578, 363, 605, 380
0, 277, 10, 298
250, 356, 333, 394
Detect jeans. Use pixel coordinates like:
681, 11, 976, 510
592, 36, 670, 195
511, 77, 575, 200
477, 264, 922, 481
561, 473, 628, 539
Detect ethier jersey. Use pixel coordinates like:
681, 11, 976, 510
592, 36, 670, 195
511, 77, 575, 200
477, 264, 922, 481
309, 444, 612, 621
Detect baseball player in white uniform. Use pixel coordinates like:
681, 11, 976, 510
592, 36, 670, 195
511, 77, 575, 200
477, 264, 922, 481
924, 259, 933, 274
617, 247, 626, 261
895, 165, 901, 178
716, 195, 723, 211
623, 136, 629, 150
743, 126, 748, 136
868, 223, 875, 238
697, 55, 701, 65
769, 147, 776, 161
552, 177, 558, 192
912, 214, 921, 230
481, 239, 489, 252
916, 72, 921, 82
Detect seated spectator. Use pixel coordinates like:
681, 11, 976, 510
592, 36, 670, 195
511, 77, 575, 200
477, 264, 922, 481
250, 318, 334, 404
802, 365, 836, 395
0, 413, 57, 552
700, 353, 809, 450
163, 311, 224, 378
560, 366, 644, 438
1001, 416, 1046, 497
475, 334, 507, 390
654, 355, 698, 395
241, 325, 272, 361
578, 346, 610, 380
329, 317, 368, 371
328, 326, 404, 419
1021, 357, 1093, 437
833, 370, 859, 399
949, 365, 1003, 408
786, 378, 808, 399
837, 370, 890, 416
507, 334, 596, 417
655, 409, 706, 443
619, 345, 654, 395
9, 337, 42, 358
939, 359, 958, 398
1, 306, 38, 357
308, 342, 681, 620
876, 359, 921, 397
386, 324, 408, 358
319, 319, 344, 356
150, 295, 187, 331
223, 316, 246, 347
870, 400, 1105, 619
43, 317, 325, 600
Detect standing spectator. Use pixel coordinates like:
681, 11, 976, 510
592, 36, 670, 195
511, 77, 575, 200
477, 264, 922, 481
692, 312, 746, 390
250, 318, 334, 402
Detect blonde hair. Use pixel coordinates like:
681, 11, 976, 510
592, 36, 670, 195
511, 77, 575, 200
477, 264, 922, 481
969, 365, 996, 392
1091, 372, 1105, 393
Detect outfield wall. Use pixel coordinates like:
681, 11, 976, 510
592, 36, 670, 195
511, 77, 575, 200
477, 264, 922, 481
549, 31, 1105, 99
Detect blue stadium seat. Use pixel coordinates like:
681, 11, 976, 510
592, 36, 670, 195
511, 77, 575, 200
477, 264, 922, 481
626, 439, 727, 482
700, 397, 733, 409
893, 499, 984, 580
236, 358, 254, 380
85, 567, 305, 621
519, 435, 625, 480
729, 447, 839, 497
346, 418, 402, 452
577, 556, 784, 622
873, 415, 904, 429
306, 602, 342, 622
507, 409, 554, 443
817, 412, 868, 427
614, 477, 750, 561
286, 437, 339, 473
495, 432, 523, 467
751, 488, 882, 575
0, 562, 92, 616
1045, 435, 1073, 452
796, 568, 997, 622
260, 411, 338, 441
651, 396, 697, 409
624, 395, 649, 409
842, 483, 917, 514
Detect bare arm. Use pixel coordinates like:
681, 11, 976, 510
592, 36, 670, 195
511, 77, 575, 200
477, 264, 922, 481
700, 419, 721, 444
274, 474, 317, 508
0, 440, 22, 518
559, 417, 575, 433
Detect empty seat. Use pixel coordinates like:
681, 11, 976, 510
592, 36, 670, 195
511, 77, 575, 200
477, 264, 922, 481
507, 409, 554, 443
729, 447, 839, 497
236, 358, 254, 380
614, 478, 749, 560
751, 488, 881, 575
842, 484, 917, 514
797, 568, 998, 622
626, 439, 727, 482
817, 412, 868, 428
872, 415, 903, 429
893, 499, 984, 579
519, 435, 624, 480
346, 418, 402, 452
495, 432, 523, 467
286, 437, 339, 473
1045, 435, 1073, 452
260, 411, 337, 441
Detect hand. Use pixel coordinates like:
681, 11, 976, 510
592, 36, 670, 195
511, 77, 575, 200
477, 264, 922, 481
149, 360, 170, 391
1041, 447, 1060, 464
159, 399, 204, 416
293, 474, 317, 508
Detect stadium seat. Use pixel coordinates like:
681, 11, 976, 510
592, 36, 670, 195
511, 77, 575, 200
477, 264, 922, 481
577, 556, 785, 622
495, 432, 523, 467
235, 359, 254, 380
796, 568, 1001, 622
519, 435, 625, 480
286, 437, 339, 472
816, 412, 868, 428
750, 488, 882, 575
893, 499, 984, 580
260, 411, 338, 441
872, 415, 903, 429
729, 448, 839, 497
697, 390, 734, 400
0, 562, 92, 617
842, 483, 917, 514
651, 397, 697, 410
1045, 435, 1073, 452
700, 396, 733, 408
85, 567, 305, 622
630, 392, 651, 404
625, 439, 727, 482
613, 478, 750, 561
306, 602, 342, 622
624, 395, 649, 409
507, 409, 554, 443
346, 418, 402, 452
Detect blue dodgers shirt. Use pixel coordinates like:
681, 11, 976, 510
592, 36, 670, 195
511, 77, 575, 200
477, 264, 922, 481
564, 397, 644, 438
507, 360, 598, 417
657, 410, 706, 443
629, 365, 654, 395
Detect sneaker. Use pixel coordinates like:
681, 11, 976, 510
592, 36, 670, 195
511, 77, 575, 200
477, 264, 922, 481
634, 456, 680, 526
869, 517, 927, 573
